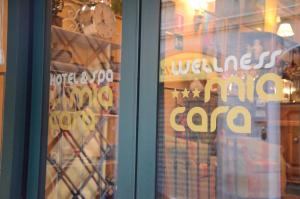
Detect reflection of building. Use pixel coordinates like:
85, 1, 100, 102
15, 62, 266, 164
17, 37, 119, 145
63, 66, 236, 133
161, 0, 300, 57
157, 1, 300, 199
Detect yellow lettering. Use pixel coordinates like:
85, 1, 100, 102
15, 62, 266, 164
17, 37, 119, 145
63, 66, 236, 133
246, 75, 255, 102
49, 111, 59, 131
227, 106, 251, 134
205, 76, 245, 102
98, 86, 113, 109
80, 109, 96, 131
187, 107, 208, 132
170, 107, 185, 131
205, 78, 226, 102
226, 76, 245, 102
256, 73, 283, 102
211, 106, 229, 132
58, 111, 72, 131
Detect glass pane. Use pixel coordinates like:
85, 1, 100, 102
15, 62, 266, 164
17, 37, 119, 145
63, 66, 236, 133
46, 0, 122, 198
157, 0, 300, 198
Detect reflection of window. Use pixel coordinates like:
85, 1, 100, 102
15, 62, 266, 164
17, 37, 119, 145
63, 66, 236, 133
46, 1, 122, 198
157, 0, 300, 199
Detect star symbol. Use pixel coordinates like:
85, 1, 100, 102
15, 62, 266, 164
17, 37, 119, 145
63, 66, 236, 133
182, 88, 190, 98
192, 88, 201, 98
172, 89, 179, 99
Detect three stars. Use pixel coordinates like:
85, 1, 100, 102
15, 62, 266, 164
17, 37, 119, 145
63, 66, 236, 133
172, 88, 201, 99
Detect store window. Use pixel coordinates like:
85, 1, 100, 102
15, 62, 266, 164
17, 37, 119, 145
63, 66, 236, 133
46, 0, 121, 198
0, 0, 7, 173
157, 0, 300, 198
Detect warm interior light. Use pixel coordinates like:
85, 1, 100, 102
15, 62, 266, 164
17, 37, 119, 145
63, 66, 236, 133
277, 23, 294, 37
282, 79, 296, 102
188, 0, 211, 10
276, 16, 281, 23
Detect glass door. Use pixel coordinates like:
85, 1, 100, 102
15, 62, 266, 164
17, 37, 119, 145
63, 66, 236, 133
154, 0, 300, 198
45, 0, 122, 198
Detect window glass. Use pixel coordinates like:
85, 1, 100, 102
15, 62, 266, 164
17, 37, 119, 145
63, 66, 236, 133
157, 0, 300, 198
46, 0, 122, 198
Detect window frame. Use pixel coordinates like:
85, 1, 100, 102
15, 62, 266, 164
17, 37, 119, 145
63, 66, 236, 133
25, 0, 142, 199
135, 0, 161, 198
0, 0, 33, 198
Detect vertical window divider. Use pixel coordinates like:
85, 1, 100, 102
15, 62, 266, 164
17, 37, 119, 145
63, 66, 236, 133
116, 0, 141, 199
136, 0, 161, 198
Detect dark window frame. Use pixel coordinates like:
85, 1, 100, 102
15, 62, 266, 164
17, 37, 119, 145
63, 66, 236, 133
24, 0, 143, 199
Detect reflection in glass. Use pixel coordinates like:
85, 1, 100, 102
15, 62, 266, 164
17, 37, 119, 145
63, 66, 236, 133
45, 0, 122, 198
157, 0, 300, 198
